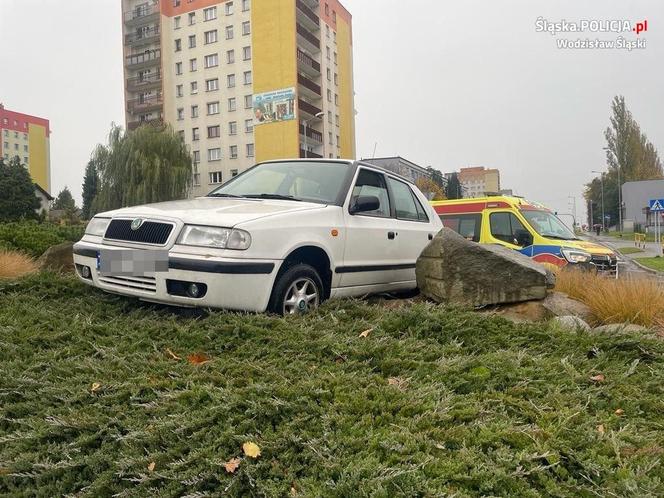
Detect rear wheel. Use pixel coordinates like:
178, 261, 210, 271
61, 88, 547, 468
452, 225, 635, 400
268, 263, 324, 315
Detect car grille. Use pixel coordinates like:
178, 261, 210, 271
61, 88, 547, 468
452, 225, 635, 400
98, 274, 157, 293
591, 255, 617, 272
105, 219, 173, 245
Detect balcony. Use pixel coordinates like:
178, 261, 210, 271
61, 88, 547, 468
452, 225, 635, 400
296, 23, 320, 52
127, 116, 163, 130
297, 49, 320, 77
125, 49, 161, 69
296, 0, 319, 30
299, 124, 323, 144
300, 149, 323, 159
127, 94, 163, 114
125, 26, 160, 47
126, 72, 162, 92
298, 99, 322, 118
124, 4, 159, 26
298, 74, 321, 98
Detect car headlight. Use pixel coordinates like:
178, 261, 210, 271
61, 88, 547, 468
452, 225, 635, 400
177, 225, 252, 250
561, 248, 592, 264
85, 217, 111, 237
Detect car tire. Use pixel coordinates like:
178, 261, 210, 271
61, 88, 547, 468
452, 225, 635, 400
268, 263, 324, 315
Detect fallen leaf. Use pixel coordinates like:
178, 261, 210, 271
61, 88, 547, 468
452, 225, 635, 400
242, 441, 261, 459
597, 424, 605, 434
90, 382, 101, 394
290, 485, 297, 496
224, 457, 241, 473
615, 408, 624, 416
166, 348, 181, 360
358, 328, 373, 338
434, 443, 446, 450
148, 461, 156, 472
590, 374, 605, 383
388, 377, 409, 390
187, 353, 211, 365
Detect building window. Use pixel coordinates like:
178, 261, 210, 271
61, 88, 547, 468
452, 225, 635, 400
335, 114, 339, 126
23, 145, 28, 152
192, 127, 200, 141
245, 118, 253, 133
227, 74, 236, 88
327, 68, 331, 81
229, 145, 238, 159
177, 108, 184, 120
208, 125, 220, 138
246, 143, 254, 157
334, 73, 338, 85
174, 16, 181, 29
14, 143, 19, 150
173, 0, 180, 6
204, 53, 219, 68
225, 1, 233, 15
2, 142, 7, 149
191, 81, 198, 94
327, 89, 332, 102
326, 46, 330, 60
188, 12, 195, 25
193, 150, 200, 164
242, 0, 250, 11
228, 97, 237, 111
191, 105, 199, 118
175, 62, 183, 75
208, 148, 222, 162
243, 71, 252, 85
228, 121, 237, 135
334, 52, 337, 64
204, 6, 217, 21
231, 169, 239, 177
242, 21, 250, 35
324, 3, 329, 15
204, 30, 218, 44
207, 101, 220, 115
244, 94, 253, 108
193, 173, 201, 186
209, 170, 223, 183
23, 156, 28, 164
242, 46, 251, 60
327, 111, 332, 123
177, 130, 185, 141
227, 49, 235, 64
189, 58, 197, 71
225, 25, 234, 39
334, 94, 339, 105
188, 34, 196, 48
328, 132, 333, 144
206, 78, 219, 91
175, 39, 182, 52
176, 84, 183, 97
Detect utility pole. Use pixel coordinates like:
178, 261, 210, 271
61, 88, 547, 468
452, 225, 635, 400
568, 196, 577, 229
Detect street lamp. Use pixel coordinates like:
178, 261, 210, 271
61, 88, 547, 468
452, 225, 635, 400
603, 147, 623, 232
303, 111, 324, 158
592, 170, 605, 231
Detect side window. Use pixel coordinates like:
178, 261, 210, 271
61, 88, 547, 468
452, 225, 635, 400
440, 214, 481, 242
387, 177, 420, 221
490, 212, 530, 246
350, 169, 390, 218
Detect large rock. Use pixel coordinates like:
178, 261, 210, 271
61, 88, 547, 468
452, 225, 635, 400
416, 229, 555, 307
593, 323, 649, 334
486, 292, 593, 324
38, 242, 74, 272
553, 315, 591, 331
542, 292, 593, 322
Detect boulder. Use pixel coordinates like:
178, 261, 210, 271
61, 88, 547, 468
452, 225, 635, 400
37, 242, 74, 272
542, 292, 593, 322
416, 228, 555, 307
489, 300, 553, 323
593, 323, 649, 334
553, 315, 591, 331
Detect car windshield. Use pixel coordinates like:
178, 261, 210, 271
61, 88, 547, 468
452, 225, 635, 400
208, 161, 350, 205
520, 209, 578, 240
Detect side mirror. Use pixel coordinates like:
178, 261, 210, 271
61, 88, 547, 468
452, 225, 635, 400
515, 229, 533, 247
350, 195, 380, 214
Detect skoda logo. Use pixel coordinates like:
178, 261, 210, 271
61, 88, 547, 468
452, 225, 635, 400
130, 218, 144, 231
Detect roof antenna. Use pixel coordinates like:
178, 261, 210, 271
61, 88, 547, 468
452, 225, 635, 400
372, 142, 377, 158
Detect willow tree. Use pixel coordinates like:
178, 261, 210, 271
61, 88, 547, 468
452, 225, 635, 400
92, 124, 192, 211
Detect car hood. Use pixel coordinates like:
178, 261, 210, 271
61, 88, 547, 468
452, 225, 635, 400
563, 239, 615, 257
99, 197, 327, 227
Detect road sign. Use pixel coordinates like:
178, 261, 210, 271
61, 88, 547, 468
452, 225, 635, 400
649, 199, 664, 211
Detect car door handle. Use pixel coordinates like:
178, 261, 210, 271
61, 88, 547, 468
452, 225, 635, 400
387, 231, 396, 240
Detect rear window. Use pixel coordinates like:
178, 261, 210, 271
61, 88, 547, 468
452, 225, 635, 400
440, 214, 482, 242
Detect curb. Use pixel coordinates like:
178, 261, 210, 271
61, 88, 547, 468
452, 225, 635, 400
627, 256, 662, 275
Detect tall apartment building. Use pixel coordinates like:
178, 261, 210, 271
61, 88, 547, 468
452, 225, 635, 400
0, 104, 51, 193
457, 166, 501, 198
121, 0, 355, 197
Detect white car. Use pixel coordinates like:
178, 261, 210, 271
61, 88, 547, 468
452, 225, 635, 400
73, 159, 443, 314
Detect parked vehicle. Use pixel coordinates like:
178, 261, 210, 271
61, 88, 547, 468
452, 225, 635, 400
431, 196, 618, 274
73, 159, 443, 314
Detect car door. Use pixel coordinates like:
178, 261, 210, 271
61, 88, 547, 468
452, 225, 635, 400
487, 211, 534, 256
339, 168, 399, 287
385, 176, 439, 283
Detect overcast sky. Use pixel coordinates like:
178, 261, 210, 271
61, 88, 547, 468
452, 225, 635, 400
1, 0, 662, 222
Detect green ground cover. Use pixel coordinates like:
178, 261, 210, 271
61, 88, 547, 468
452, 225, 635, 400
635, 257, 664, 272
617, 247, 645, 255
1, 273, 663, 497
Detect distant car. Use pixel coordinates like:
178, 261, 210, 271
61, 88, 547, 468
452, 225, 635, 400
73, 159, 443, 314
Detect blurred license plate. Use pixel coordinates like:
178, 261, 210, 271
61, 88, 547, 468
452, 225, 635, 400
97, 249, 169, 276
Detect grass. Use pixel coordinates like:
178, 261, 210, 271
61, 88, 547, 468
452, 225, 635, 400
1, 273, 663, 496
635, 257, 664, 272
0, 221, 85, 258
554, 269, 664, 327
0, 249, 38, 280
617, 247, 645, 255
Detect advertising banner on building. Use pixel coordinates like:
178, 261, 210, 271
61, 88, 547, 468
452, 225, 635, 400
253, 87, 296, 125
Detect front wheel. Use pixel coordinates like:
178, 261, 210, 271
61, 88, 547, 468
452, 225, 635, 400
268, 263, 324, 315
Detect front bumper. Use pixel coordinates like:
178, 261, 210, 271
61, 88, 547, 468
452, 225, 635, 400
73, 242, 280, 312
